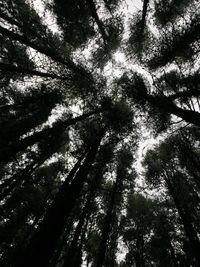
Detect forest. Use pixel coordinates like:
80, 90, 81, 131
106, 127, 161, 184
0, 0, 200, 266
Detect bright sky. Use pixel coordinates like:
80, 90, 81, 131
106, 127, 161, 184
32, 0, 159, 188
29, 0, 162, 265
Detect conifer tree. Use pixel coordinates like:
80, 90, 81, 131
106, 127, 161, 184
1, 0, 200, 266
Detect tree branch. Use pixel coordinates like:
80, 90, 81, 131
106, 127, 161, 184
0, 62, 67, 80
86, 0, 109, 44
0, 25, 92, 81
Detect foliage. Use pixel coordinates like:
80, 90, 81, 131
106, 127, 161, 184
0, 0, 200, 266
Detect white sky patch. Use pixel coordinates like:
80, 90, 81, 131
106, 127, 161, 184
117, 238, 128, 262
31, 0, 60, 34
125, 0, 143, 11
114, 51, 126, 63
28, 0, 164, 182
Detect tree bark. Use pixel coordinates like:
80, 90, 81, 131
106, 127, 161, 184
167, 238, 179, 267
0, 127, 67, 201
63, 192, 94, 267
49, 211, 79, 267
0, 9, 21, 28
0, 62, 67, 80
134, 225, 145, 267
94, 180, 117, 267
13, 131, 105, 267
0, 108, 102, 163
0, 149, 52, 201
73, 216, 90, 267
63, 149, 107, 267
167, 89, 200, 101
86, 0, 109, 44
0, 25, 92, 80
140, 0, 149, 34
146, 94, 200, 127
164, 173, 200, 265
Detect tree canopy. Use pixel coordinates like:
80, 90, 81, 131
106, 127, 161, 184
0, 0, 200, 266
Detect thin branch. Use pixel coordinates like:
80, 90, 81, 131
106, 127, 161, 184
140, 0, 149, 34
0, 62, 68, 80
86, 0, 109, 45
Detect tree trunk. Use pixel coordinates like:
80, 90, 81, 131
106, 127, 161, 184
0, 25, 92, 80
167, 89, 200, 101
86, 0, 109, 44
0, 155, 45, 201
73, 217, 90, 267
0, 62, 67, 80
0, 130, 66, 200
0, 104, 54, 147
164, 173, 200, 265
63, 162, 106, 267
146, 94, 200, 127
63, 191, 94, 267
49, 213, 77, 267
167, 238, 179, 267
140, 0, 149, 34
94, 180, 118, 267
0, 108, 102, 163
13, 131, 105, 267
134, 226, 145, 267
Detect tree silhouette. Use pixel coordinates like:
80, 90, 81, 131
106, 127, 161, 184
1, 0, 200, 266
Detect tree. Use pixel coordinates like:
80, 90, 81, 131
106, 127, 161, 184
122, 193, 155, 267
13, 130, 104, 267
143, 130, 200, 265
1, 0, 200, 266
94, 148, 135, 267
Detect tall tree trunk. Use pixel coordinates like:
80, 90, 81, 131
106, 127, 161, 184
63, 160, 105, 267
140, 0, 149, 34
94, 179, 118, 267
178, 139, 200, 191
0, 9, 21, 28
0, 155, 45, 201
0, 25, 92, 80
0, 103, 55, 147
167, 238, 179, 267
0, 108, 102, 163
164, 173, 200, 265
50, 212, 78, 267
159, 218, 179, 267
0, 129, 66, 200
63, 191, 94, 267
86, 0, 109, 44
146, 94, 200, 127
13, 131, 105, 267
106, 222, 118, 267
0, 62, 67, 80
167, 89, 200, 101
73, 216, 90, 267
134, 226, 145, 267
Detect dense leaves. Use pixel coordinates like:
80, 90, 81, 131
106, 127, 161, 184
0, 0, 200, 266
